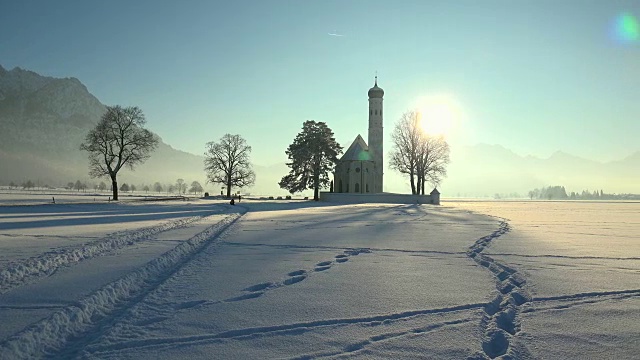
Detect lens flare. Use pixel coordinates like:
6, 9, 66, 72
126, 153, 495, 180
613, 12, 639, 44
414, 94, 462, 137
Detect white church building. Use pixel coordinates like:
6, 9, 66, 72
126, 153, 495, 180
333, 78, 384, 194
322, 78, 440, 205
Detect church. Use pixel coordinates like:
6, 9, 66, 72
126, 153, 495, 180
333, 78, 384, 194
324, 78, 440, 204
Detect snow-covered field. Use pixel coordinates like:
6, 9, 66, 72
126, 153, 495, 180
0, 197, 637, 359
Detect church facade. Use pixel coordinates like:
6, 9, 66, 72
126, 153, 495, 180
333, 78, 384, 194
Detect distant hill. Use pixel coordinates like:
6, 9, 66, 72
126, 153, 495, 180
436, 144, 640, 197
0, 65, 207, 189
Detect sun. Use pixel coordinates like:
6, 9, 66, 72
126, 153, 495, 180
415, 95, 461, 137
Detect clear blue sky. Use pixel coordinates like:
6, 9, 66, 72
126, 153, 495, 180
2, 0, 639, 165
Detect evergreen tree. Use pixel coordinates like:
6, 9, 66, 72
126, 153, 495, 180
279, 120, 343, 201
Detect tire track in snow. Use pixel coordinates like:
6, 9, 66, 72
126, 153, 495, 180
0, 209, 223, 294
466, 220, 532, 359
222, 241, 465, 256
533, 288, 640, 302
0, 234, 102, 239
522, 289, 640, 314
0, 209, 244, 360
292, 317, 476, 359
85, 303, 485, 355
483, 252, 640, 261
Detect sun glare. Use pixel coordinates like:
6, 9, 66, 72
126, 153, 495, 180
415, 95, 461, 137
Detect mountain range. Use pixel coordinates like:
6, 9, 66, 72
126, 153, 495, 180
0, 65, 207, 190
437, 145, 639, 196
1, 65, 637, 196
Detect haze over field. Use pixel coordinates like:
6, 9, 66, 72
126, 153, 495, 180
1, 66, 638, 197
1, 2, 639, 196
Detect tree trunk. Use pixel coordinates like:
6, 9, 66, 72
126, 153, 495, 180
226, 176, 232, 198
111, 179, 118, 201
410, 172, 416, 195
313, 167, 320, 201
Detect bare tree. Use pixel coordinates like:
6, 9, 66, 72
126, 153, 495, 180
389, 111, 422, 194
176, 179, 186, 195
204, 134, 255, 198
416, 135, 450, 194
153, 182, 163, 193
389, 110, 450, 194
22, 180, 35, 190
80, 106, 158, 200
190, 181, 203, 195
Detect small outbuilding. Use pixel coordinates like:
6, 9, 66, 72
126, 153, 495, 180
430, 188, 440, 205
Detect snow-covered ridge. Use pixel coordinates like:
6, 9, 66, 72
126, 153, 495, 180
0, 211, 218, 294
0, 209, 244, 359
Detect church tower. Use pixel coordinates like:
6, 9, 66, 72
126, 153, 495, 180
367, 77, 384, 193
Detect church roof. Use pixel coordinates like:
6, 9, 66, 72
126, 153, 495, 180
339, 134, 372, 161
368, 76, 384, 98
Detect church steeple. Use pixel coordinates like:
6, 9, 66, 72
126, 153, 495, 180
368, 76, 384, 98
368, 76, 384, 193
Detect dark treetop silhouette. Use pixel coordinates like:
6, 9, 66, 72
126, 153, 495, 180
280, 120, 343, 201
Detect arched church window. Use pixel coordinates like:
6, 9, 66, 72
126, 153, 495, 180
374, 109, 377, 115
366, 184, 369, 193
355, 183, 360, 193
355, 167, 360, 173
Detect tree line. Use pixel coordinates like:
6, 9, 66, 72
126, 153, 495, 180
79, 104, 451, 201
3, 179, 205, 195
528, 186, 640, 200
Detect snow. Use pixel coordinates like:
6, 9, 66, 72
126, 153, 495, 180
0, 198, 638, 359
